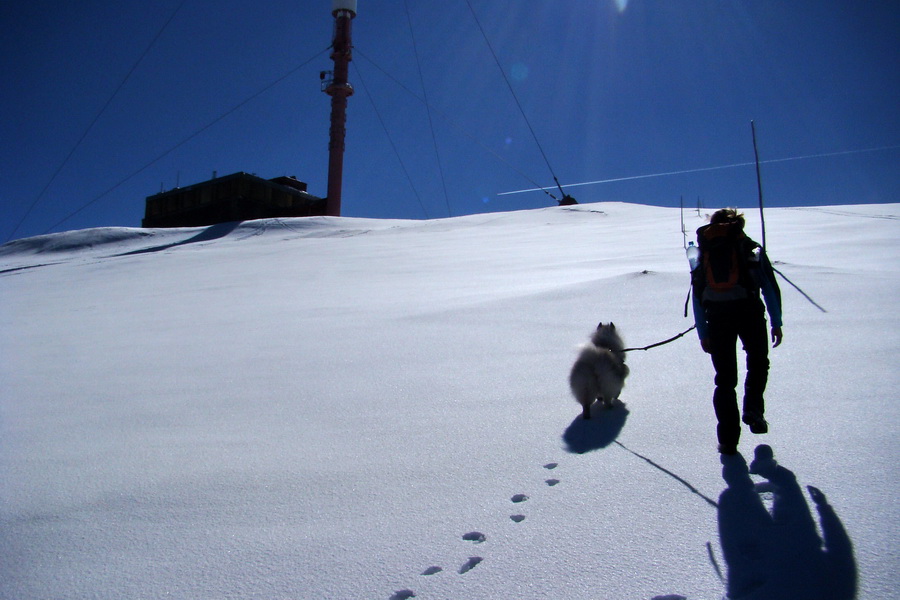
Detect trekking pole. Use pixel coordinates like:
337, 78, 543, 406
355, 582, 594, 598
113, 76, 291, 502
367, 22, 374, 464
751, 120, 768, 248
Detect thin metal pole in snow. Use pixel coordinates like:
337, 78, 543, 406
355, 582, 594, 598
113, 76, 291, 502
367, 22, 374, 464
751, 120, 767, 248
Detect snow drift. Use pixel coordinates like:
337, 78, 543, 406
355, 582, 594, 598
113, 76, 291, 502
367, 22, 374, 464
1, 202, 897, 599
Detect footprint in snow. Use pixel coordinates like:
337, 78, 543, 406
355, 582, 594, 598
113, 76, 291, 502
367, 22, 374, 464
462, 531, 486, 543
400, 461, 563, 594
509, 493, 529, 521
545, 463, 560, 486
508, 463, 561, 521
459, 556, 483, 574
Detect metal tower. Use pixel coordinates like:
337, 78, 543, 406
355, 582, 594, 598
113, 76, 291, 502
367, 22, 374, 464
323, 0, 357, 217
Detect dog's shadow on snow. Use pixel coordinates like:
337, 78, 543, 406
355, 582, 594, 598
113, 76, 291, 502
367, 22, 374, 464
562, 401, 629, 454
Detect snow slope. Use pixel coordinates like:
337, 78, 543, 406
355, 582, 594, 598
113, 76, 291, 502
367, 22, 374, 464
1, 202, 897, 599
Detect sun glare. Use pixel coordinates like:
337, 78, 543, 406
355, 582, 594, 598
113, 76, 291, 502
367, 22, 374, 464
614, 0, 629, 13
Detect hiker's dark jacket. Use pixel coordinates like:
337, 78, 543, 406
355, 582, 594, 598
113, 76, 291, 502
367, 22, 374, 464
691, 223, 783, 340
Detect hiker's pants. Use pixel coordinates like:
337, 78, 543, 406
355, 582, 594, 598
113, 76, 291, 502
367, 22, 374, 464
705, 298, 770, 447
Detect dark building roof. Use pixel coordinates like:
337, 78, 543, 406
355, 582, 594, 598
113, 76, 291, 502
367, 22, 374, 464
142, 172, 326, 228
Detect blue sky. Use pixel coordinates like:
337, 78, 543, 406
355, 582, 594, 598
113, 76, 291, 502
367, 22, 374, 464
2, 0, 897, 241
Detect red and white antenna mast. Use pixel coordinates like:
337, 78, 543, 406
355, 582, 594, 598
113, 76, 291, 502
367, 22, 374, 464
323, 0, 357, 217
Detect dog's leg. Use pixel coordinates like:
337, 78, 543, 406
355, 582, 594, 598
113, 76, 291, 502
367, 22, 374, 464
581, 400, 592, 420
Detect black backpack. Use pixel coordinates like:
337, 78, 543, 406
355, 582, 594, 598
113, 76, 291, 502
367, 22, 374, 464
694, 222, 759, 302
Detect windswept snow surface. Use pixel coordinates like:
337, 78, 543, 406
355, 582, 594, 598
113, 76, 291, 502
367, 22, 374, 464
1, 202, 897, 599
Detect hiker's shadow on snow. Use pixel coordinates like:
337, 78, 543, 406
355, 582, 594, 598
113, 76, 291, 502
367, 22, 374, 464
562, 401, 629, 454
717, 445, 857, 600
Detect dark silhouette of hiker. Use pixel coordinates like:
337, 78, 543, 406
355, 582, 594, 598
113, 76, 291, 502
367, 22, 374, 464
691, 208, 783, 454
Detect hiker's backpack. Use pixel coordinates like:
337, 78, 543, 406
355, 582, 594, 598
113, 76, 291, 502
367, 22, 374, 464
693, 222, 760, 303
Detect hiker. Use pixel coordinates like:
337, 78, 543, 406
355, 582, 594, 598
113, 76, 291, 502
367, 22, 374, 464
691, 208, 783, 455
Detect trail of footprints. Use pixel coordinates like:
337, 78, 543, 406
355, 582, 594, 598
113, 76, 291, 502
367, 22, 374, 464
390, 462, 560, 599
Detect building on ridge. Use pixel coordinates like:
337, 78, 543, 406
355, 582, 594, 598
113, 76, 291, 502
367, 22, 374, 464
142, 172, 326, 228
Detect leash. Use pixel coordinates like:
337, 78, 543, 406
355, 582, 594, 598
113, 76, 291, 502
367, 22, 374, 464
623, 325, 696, 353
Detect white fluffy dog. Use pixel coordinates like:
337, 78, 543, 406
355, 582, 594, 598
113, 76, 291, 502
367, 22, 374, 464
569, 323, 630, 419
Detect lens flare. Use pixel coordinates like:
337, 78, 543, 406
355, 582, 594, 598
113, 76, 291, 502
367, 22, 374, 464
510, 62, 529, 81
614, 0, 629, 13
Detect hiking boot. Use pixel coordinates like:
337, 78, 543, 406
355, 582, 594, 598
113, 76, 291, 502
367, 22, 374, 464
718, 443, 738, 456
742, 413, 769, 434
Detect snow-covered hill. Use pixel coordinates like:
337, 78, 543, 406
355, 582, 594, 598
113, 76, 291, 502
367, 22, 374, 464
1, 202, 897, 599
